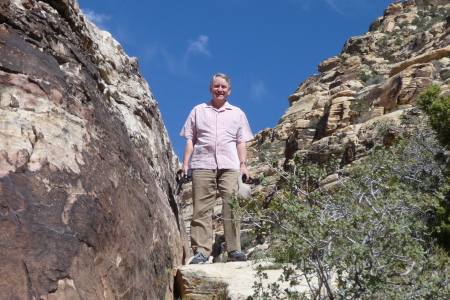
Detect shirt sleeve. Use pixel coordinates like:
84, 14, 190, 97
236, 110, 253, 144
180, 108, 197, 141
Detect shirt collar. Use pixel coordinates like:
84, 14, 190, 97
206, 100, 233, 112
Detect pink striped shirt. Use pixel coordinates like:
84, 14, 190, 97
180, 100, 253, 170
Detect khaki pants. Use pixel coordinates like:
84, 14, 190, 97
191, 169, 241, 256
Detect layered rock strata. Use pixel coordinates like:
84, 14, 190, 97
251, 0, 450, 173
0, 0, 188, 299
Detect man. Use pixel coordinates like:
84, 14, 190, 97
180, 73, 253, 264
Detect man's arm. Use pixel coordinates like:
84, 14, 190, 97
181, 139, 194, 176
237, 142, 250, 179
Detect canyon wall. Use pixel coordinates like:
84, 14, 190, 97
0, 0, 188, 299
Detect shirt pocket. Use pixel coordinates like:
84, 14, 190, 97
225, 120, 239, 136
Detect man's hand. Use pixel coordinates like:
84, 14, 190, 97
181, 139, 194, 177
240, 164, 250, 182
181, 163, 189, 177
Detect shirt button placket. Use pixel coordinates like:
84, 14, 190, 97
215, 111, 218, 166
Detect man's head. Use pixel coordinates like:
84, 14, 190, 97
210, 73, 231, 106
210, 73, 231, 87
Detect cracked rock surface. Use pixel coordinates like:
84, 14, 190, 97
0, 0, 188, 299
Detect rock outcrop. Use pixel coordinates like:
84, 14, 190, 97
0, 0, 188, 299
251, 0, 450, 173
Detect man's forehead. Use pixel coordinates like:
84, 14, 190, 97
212, 78, 229, 86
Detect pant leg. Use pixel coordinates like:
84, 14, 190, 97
217, 169, 241, 253
191, 169, 217, 256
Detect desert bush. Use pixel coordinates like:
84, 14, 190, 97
417, 84, 450, 148
350, 98, 372, 124
418, 84, 450, 252
358, 70, 386, 87
441, 70, 450, 81
233, 117, 450, 299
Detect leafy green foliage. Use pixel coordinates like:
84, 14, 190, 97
417, 84, 450, 150
358, 70, 385, 87
234, 118, 450, 299
441, 70, 450, 81
412, 4, 450, 31
417, 84, 450, 253
350, 98, 371, 124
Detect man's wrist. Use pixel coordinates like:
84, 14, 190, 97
240, 162, 246, 166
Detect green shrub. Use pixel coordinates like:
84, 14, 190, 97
441, 70, 450, 81
369, 21, 381, 32
365, 75, 385, 86
234, 118, 450, 299
417, 84, 450, 147
307, 118, 320, 129
350, 98, 372, 124
417, 84, 450, 253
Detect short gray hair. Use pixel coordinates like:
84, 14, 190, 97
210, 73, 231, 87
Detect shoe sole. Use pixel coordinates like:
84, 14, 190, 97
227, 258, 247, 262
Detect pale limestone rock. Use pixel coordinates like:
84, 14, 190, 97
176, 261, 315, 300
272, 122, 292, 141
342, 32, 386, 55
367, 63, 434, 113
371, 107, 385, 118
330, 80, 364, 96
282, 93, 321, 124
395, 12, 419, 25
331, 90, 357, 100
343, 55, 362, 70
320, 70, 338, 83
318, 56, 342, 73
383, 17, 396, 33
320, 173, 346, 192
390, 45, 450, 77
288, 74, 325, 105
47, 279, 81, 300
326, 97, 352, 135
293, 119, 313, 129
363, 54, 388, 66
384, 1, 403, 17
0, 74, 88, 177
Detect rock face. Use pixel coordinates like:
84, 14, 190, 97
0, 0, 188, 299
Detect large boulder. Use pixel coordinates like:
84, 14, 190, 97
0, 0, 189, 299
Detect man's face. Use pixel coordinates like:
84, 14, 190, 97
210, 77, 231, 103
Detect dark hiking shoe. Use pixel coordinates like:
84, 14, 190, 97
227, 250, 247, 262
189, 252, 208, 264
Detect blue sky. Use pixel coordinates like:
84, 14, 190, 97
78, 0, 395, 160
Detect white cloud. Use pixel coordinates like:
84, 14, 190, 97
187, 35, 211, 57
144, 35, 211, 77
250, 79, 268, 103
81, 8, 111, 31
286, 0, 311, 10
287, 0, 361, 14
325, 0, 344, 14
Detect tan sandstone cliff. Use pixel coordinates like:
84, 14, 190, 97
248, 0, 450, 180
0, 0, 189, 299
